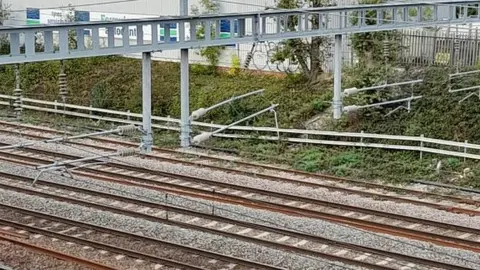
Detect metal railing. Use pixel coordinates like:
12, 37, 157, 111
1, 94, 479, 160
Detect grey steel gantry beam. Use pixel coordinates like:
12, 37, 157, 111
180, 0, 190, 147
1, 1, 478, 64
1, 1, 480, 141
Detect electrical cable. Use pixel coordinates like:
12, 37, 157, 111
9, 0, 143, 13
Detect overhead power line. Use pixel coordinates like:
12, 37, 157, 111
9, 0, 142, 13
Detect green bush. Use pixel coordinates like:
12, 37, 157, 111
294, 148, 324, 172
0, 57, 333, 128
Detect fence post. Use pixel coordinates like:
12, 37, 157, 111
432, 29, 438, 64
13, 64, 22, 120
166, 115, 171, 129
464, 140, 468, 163
127, 110, 131, 121
360, 130, 364, 151
54, 100, 58, 116
420, 134, 424, 160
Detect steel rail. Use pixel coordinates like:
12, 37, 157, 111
3, 145, 479, 239
75, 168, 480, 253
2, 144, 479, 238
0, 171, 468, 270
0, 218, 205, 270
0, 228, 28, 239
0, 123, 478, 213
0, 234, 118, 270
0, 175, 394, 270
0, 203, 284, 270
1, 150, 480, 254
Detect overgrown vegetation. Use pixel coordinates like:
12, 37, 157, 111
267, 0, 334, 86
2, 56, 480, 186
350, 0, 402, 73
0, 0, 9, 24
191, 0, 224, 73
206, 137, 480, 186
2, 0, 480, 187
0, 0, 10, 55
0, 57, 327, 128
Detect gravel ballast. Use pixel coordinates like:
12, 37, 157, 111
0, 180, 355, 269
0, 160, 478, 269
1, 134, 478, 230
0, 240, 89, 270
1, 134, 480, 269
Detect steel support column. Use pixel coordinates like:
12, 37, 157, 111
180, 0, 190, 147
141, 52, 153, 152
333, 34, 343, 119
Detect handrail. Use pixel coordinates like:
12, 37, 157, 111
1, 95, 479, 160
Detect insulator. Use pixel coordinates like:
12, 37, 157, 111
58, 73, 68, 97
116, 125, 137, 135
383, 39, 389, 58
192, 132, 212, 145
117, 148, 138, 157
243, 52, 254, 68
13, 88, 22, 113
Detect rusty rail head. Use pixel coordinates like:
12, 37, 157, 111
0, 124, 479, 215
0, 228, 28, 239
1, 150, 480, 255
0, 170, 477, 270
0, 234, 118, 270
0, 122, 479, 210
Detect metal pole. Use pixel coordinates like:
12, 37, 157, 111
180, 0, 190, 147
0, 125, 137, 151
207, 89, 265, 112
36, 149, 137, 170
212, 104, 278, 135
192, 104, 278, 145
141, 52, 153, 152
190, 89, 265, 120
333, 34, 343, 119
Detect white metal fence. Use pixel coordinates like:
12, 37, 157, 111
1, 94, 480, 160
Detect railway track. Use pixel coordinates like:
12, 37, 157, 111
1, 144, 480, 256
0, 233, 118, 270
0, 202, 280, 270
0, 171, 474, 270
0, 121, 479, 217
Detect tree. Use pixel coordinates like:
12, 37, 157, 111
191, 0, 224, 72
269, 0, 334, 86
350, 0, 401, 70
0, 0, 10, 55
0, 0, 9, 26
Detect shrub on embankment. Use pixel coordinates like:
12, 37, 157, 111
340, 66, 480, 143
2, 56, 480, 186
0, 56, 331, 128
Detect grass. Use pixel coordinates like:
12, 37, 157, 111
207, 135, 480, 187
